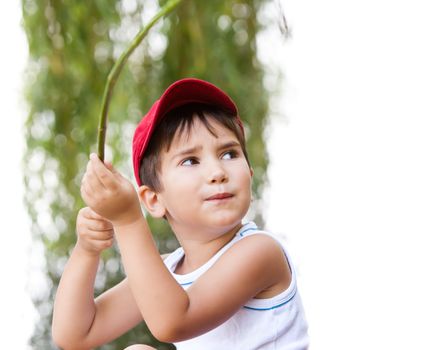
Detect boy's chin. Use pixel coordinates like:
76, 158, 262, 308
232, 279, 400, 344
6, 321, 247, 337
203, 214, 244, 230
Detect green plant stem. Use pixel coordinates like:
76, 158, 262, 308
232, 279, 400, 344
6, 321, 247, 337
97, 0, 183, 161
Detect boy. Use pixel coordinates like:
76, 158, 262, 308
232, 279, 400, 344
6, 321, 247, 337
52, 78, 309, 349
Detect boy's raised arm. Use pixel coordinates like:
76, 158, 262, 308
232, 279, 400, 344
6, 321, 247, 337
52, 207, 143, 349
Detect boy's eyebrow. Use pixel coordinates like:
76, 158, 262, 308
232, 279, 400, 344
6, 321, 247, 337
171, 140, 241, 161
217, 140, 241, 151
171, 145, 202, 161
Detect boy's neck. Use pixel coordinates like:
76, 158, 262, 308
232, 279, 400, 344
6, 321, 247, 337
173, 222, 243, 274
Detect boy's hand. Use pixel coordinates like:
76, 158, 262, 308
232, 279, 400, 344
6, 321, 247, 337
80, 153, 143, 226
76, 207, 114, 256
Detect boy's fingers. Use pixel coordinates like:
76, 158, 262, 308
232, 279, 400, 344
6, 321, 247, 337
80, 209, 114, 230
90, 153, 116, 189
87, 219, 113, 232
86, 230, 114, 241
85, 209, 108, 221
84, 164, 105, 192
88, 155, 110, 189
82, 207, 100, 219
81, 161, 102, 195
88, 238, 113, 250
104, 161, 117, 173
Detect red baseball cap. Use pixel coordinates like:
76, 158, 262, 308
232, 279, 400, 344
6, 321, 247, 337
132, 78, 244, 186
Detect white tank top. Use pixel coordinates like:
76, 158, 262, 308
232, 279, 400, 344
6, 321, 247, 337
163, 222, 309, 349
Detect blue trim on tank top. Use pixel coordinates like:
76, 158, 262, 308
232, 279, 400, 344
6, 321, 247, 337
239, 226, 259, 237
180, 281, 193, 286
242, 290, 297, 311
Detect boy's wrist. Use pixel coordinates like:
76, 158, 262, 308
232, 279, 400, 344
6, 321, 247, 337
73, 242, 103, 259
111, 208, 145, 230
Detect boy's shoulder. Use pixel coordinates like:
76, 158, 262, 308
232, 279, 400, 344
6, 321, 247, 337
221, 232, 288, 273
224, 224, 287, 261
205, 231, 291, 297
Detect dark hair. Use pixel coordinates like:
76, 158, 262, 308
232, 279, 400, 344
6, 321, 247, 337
139, 103, 250, 192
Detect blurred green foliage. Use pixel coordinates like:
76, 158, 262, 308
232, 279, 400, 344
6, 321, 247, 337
22, 0, 271, 348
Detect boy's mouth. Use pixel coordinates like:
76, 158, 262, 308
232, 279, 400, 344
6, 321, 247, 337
206, 192, 234, 201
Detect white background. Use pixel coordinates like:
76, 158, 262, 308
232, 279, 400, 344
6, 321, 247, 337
0, 1, 37, 349
1, 1, 439, 349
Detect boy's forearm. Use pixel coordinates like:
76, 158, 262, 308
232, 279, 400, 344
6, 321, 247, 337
52, 245, 100, 347
114, 216, 189, 340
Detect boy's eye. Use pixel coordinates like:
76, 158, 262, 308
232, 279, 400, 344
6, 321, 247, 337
222, 150, 238, 160
181, 158, 199, 166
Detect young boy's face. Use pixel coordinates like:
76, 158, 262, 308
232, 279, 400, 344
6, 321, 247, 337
153, 115, 253, 236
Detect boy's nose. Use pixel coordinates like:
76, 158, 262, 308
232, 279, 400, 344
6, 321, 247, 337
208, 165, 228, 184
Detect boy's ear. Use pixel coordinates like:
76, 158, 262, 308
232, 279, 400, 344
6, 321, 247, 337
138, 185, 166, 218
250, 167, 254, 177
